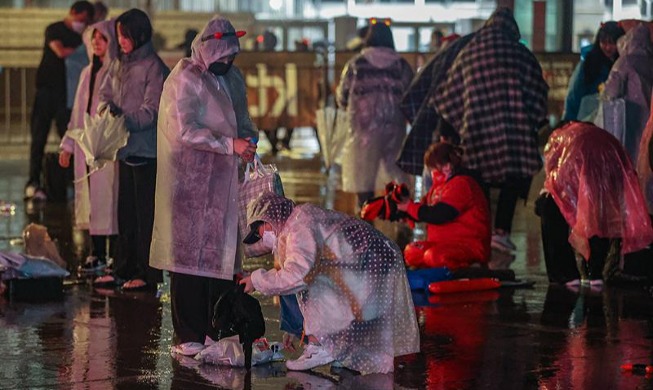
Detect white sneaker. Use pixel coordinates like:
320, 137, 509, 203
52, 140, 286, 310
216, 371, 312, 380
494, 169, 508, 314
286, 343, 334, 371
491, 233, 516, 253
171, 342, 206, 356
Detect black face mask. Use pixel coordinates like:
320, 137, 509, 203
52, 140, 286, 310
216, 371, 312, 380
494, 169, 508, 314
208, 61, 233, 76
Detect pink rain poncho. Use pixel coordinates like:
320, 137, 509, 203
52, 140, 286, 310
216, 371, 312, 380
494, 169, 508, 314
246, 192, 419, 374
543, 121, 653, 260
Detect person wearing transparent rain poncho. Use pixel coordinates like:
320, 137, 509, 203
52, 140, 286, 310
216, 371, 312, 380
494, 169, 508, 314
150, 16, 257, 356
239, 192, 420, 374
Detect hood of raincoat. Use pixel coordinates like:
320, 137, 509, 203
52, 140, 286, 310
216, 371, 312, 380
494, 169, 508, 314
361, 46, 402, 69
84, 19, 118, 63
482, 7, 520, 42
617, 23, 653, 57
246, 192, 295, 235
190, 16, 241, 71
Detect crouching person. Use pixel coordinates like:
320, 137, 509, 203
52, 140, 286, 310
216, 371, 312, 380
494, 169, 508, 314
239, 192, 420, 374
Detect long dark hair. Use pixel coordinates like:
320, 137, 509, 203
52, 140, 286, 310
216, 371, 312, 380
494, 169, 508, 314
115, 8, 152, 51
582, 21, 624, 85
365, 22, 395, 50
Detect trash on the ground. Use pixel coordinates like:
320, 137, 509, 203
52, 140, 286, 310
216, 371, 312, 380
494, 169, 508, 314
23, 223, 66, 267
195, 336, 284, 367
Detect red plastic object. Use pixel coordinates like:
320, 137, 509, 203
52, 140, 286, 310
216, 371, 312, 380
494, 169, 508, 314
428, 278, 501, 294
620, 364, 653, 375
404, 241, 435, 268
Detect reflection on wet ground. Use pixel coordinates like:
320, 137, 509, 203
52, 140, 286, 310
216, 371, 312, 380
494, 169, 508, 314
1, 140, 653, 389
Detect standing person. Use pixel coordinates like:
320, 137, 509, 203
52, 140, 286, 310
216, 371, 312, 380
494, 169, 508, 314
150, 16, 257, 355
562, 21, 625, 121
336, 20, 414, 208
93, 9, 169, 291
602, 23, 653, 203
59, 20, 119, 274
432, 7, 549, 253
64, 2, 109, 137
239, 192, 419, 374
26, 1, 95, 200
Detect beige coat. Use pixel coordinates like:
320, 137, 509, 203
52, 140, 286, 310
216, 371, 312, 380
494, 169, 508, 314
60, 20, 119, 235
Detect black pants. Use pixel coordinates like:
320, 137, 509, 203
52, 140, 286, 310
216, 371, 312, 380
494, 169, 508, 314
170, 272, 235, 344
489, 176, 533, 233
114, 160, 161, 284
90, 235, 117, 260
29, 87, 71, 186
538, 194, 609, 283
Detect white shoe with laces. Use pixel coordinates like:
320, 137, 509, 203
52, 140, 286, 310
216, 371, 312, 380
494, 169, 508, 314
286, 343, 334, 371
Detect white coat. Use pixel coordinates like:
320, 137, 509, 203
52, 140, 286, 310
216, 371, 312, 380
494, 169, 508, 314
150, 16, 257, 279
60, 20, 119, 235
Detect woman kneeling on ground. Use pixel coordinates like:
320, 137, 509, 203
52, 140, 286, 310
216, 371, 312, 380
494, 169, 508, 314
398, 142, 491, 269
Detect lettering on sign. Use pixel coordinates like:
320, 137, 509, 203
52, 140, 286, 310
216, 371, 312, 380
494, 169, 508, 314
246, 63, 298, 118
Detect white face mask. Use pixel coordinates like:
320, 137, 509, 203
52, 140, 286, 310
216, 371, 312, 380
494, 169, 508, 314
261, 230, 277, 253
71, 21, 86, 34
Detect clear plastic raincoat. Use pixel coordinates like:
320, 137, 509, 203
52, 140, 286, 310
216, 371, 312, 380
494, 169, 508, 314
150, 16, 257, 279
247, 192, 420, 374
543, 122, 653, 260
603, 23, 653, 163
60, 20, 119, 235
336, 47, 413, 193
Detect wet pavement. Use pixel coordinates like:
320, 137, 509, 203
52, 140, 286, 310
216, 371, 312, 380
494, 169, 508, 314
1, 133, 653, 389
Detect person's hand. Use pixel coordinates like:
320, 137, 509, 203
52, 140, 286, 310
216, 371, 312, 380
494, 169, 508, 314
396, 199, 410, 212
234, 137, 257, 162
239, 275, 255, 293
108, 102, 122, 117
59, 151, 71, 168
282, 332, 297, 353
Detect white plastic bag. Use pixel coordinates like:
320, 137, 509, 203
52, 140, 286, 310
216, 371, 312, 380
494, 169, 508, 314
194, 336, 284, 367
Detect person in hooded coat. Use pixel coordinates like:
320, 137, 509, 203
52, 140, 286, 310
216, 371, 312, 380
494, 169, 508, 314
602, 23, 653, 162
59, 20, 119, 274
432, 7, 549, 253
542, 121, 653, 284
95, 9, 169, 290
150, 15, 257, 356
397, 32, 474, 177
336, 21, 414, 207
562, 21, 624, 121
239, 192, 419, 374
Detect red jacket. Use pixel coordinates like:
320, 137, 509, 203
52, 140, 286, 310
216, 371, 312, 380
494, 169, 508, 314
406, 172, 491, 262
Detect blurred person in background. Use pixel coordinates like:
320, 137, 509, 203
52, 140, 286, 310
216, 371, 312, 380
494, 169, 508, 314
336, 19, 413, 208
26, 1, 95, 201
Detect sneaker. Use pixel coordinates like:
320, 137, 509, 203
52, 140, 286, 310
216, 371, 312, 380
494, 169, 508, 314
78, 256, 106, 275
286, 343, 334, 371
491, 233, 516, 253
171, 342, 206, 356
